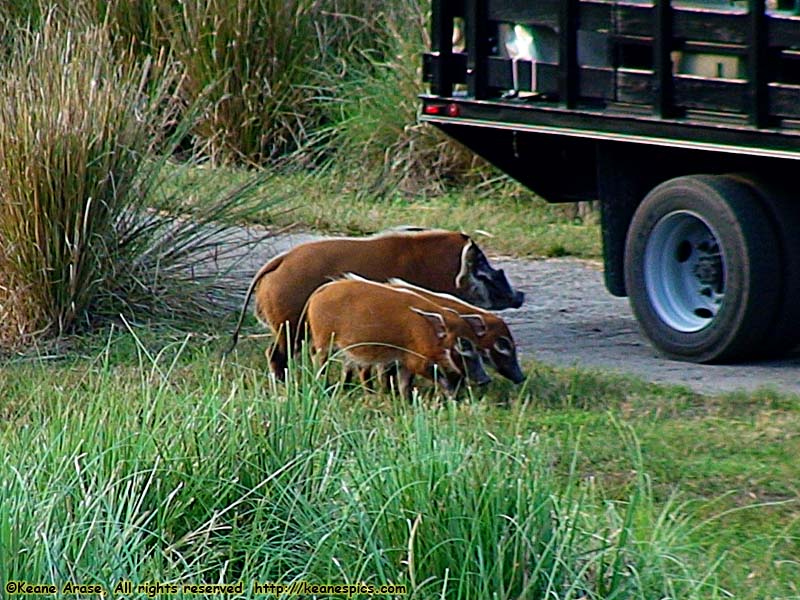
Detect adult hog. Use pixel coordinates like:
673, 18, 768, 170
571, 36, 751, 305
388, 279, 525, 384
227, 229, 524, 376
305, 278, 491, 399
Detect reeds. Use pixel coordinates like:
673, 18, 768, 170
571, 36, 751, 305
0, 15, 278, 349
309, 0, 488, 197
0, 0, 501, 350
162, 0, 380, 165
1, 0, 480, 184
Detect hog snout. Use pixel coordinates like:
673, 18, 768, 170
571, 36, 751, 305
502, 362, 526, 384
465, 355, 491, 386
491, 289, 525, 310
473, 369, 492, 386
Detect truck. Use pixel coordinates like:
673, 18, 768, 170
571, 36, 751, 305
420, 0, 800, 363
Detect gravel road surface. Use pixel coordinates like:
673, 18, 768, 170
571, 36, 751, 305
228, 229, 800, 397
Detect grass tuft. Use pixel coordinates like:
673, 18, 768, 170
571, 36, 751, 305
0, 334, 728, 596
308, 0, 491, 197
0, 16, 283, 351
162, 0, 386, 165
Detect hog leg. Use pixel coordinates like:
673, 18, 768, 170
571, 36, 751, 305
376, 362, 398, 392
268, 322, 290, 380
358, 366, 375, 392
436, 373, 458, 400
311, 343, 332, 387
396, 367, 416, 403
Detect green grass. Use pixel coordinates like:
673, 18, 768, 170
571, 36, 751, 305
2, 326, 797, 598
274, 182, 601, 259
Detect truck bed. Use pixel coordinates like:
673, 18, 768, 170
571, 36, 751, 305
422, 0, 800, 159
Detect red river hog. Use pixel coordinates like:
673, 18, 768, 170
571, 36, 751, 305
305, 278, 491, 399
226, 229, 524, 377
387, 278, 525, 384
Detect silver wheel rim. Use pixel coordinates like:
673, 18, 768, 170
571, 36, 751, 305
644, 210, 726, 333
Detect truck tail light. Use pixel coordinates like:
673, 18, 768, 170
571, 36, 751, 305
423, 103, 460, 117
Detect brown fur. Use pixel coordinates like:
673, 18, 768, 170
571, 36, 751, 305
227, 230, 473, 376
306, 279, 487, 399
387, 278, 525, 384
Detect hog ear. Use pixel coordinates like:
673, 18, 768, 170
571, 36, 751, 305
409, 307, 448, 340
461, 314, 487, 337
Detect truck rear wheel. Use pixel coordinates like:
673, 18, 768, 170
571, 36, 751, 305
624, 175, 781, 363
728, 174, 800, 355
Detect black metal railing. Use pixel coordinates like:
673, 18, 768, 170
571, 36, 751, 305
423, 0, 800, 125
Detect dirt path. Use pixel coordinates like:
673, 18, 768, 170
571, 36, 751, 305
229, 230, 800, 397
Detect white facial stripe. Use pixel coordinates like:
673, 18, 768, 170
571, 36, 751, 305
493, 338, 514, 356
456, 339, 477, 356
455, 240, 473, 289
442, 348, 460, 373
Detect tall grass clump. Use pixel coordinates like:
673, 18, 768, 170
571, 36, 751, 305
0, 4, 41, 46
325, 408, 726, 599
0, 334, 343, 584
161, 0, 376, 165
3, 1, 484, 185
312, 0, 488, 196
0, 338, 726, 597
64, 0, 169, 57
0, 17, 278, 350
1, 0, 172, 57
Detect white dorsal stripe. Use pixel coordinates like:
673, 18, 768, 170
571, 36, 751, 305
388, 277, 487, 313
340, 272, 426, 296
310, 227, 453, 244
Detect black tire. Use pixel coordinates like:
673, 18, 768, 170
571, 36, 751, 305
624, 175, 781, 363
726, 174, 800, 356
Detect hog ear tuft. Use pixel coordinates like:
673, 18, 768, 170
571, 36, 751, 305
461, 314, 487, 337
409, 307, 448, 339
